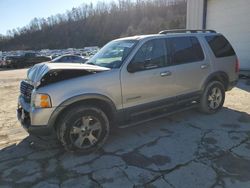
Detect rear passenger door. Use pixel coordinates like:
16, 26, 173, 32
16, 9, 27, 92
166, 36, 211, 96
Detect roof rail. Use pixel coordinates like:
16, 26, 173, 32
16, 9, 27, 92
159, 29, 216, 34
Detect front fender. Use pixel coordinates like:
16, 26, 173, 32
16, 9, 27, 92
47, 93, 117, 129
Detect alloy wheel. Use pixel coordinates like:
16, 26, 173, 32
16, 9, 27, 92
207, 87, 223, 109
69, 116, 102, 149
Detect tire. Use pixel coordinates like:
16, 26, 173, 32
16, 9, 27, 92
56, 105, 110, 153
199, 81, 225, 114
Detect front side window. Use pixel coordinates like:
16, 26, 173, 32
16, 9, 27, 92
167, 36, 204, 65
128, 39, 166, 72
85, 40, 137, 68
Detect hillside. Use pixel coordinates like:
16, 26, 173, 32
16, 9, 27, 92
0, 0, 187, 51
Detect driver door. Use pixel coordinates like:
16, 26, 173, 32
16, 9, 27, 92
120, 39, 178, 114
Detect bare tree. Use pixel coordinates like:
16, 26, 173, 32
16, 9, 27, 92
0, 0, 186, 51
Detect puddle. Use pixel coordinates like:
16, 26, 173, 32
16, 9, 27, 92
122, 152, 171, 168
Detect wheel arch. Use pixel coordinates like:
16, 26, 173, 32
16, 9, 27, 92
202, 71, 229, 91
48, 94, 117, 131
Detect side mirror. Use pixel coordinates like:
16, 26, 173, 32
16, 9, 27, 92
127, 61, 144, 73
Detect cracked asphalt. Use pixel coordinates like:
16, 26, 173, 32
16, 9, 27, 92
0, 68, 250, 188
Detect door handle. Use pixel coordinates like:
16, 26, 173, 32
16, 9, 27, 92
201, 64, 209, 69
160, 71, 171, 77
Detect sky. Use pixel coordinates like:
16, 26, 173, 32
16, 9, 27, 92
0, 0, 112, 35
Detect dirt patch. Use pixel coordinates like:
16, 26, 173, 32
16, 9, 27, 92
0, 134, 8, 139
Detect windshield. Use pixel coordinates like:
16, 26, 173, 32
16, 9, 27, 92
85, 40, 137, 68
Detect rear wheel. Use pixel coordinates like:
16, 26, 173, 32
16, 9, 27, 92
199, 81, 225, 114
57, 105, 109, 153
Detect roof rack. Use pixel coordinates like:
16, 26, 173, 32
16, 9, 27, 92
159, 29, 216, 34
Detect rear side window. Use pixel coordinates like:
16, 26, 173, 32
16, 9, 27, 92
205, 35, 235, 58
167, 37, 204, 65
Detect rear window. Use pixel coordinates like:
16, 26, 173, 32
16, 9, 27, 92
167, 36, 204, 65
205, 35, 235, 58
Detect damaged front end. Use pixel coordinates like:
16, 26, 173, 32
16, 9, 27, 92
17, 62, 110, 135
20, 62, 110, 105
26, 62, 110, 88
39, 69, 96, 87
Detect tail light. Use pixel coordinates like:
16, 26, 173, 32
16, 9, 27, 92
235, 58, 240, 73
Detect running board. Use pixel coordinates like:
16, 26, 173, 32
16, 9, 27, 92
118, 103, 198, 129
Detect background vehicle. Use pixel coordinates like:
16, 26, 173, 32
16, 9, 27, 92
51, 54, 87, 63
5, 52, 51, 68
17, 30, 238, 153
0, 51, 5, 68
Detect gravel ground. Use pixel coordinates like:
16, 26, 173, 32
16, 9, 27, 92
0, 68, 250, 188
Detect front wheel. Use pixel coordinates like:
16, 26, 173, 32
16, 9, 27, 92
57, 105, 110, 153
199, 81, 225, 114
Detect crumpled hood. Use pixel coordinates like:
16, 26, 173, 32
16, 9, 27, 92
27, 62, 110, 87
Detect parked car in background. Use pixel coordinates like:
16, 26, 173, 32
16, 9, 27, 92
5, 52, 51, 68
0, 51, 4, 68
47, 54, 60, 60
0, 51, 6, 68
0, 59, 6, 68
51, 54, 87, 63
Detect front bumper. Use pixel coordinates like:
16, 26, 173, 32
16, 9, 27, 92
17, 96, 56, 136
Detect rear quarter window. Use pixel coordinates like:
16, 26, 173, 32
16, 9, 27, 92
205, 35, 235, 58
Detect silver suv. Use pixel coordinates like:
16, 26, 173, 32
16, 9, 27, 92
17, 30, 239, 152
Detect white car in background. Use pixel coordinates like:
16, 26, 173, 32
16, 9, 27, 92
51, 54, 87, 63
